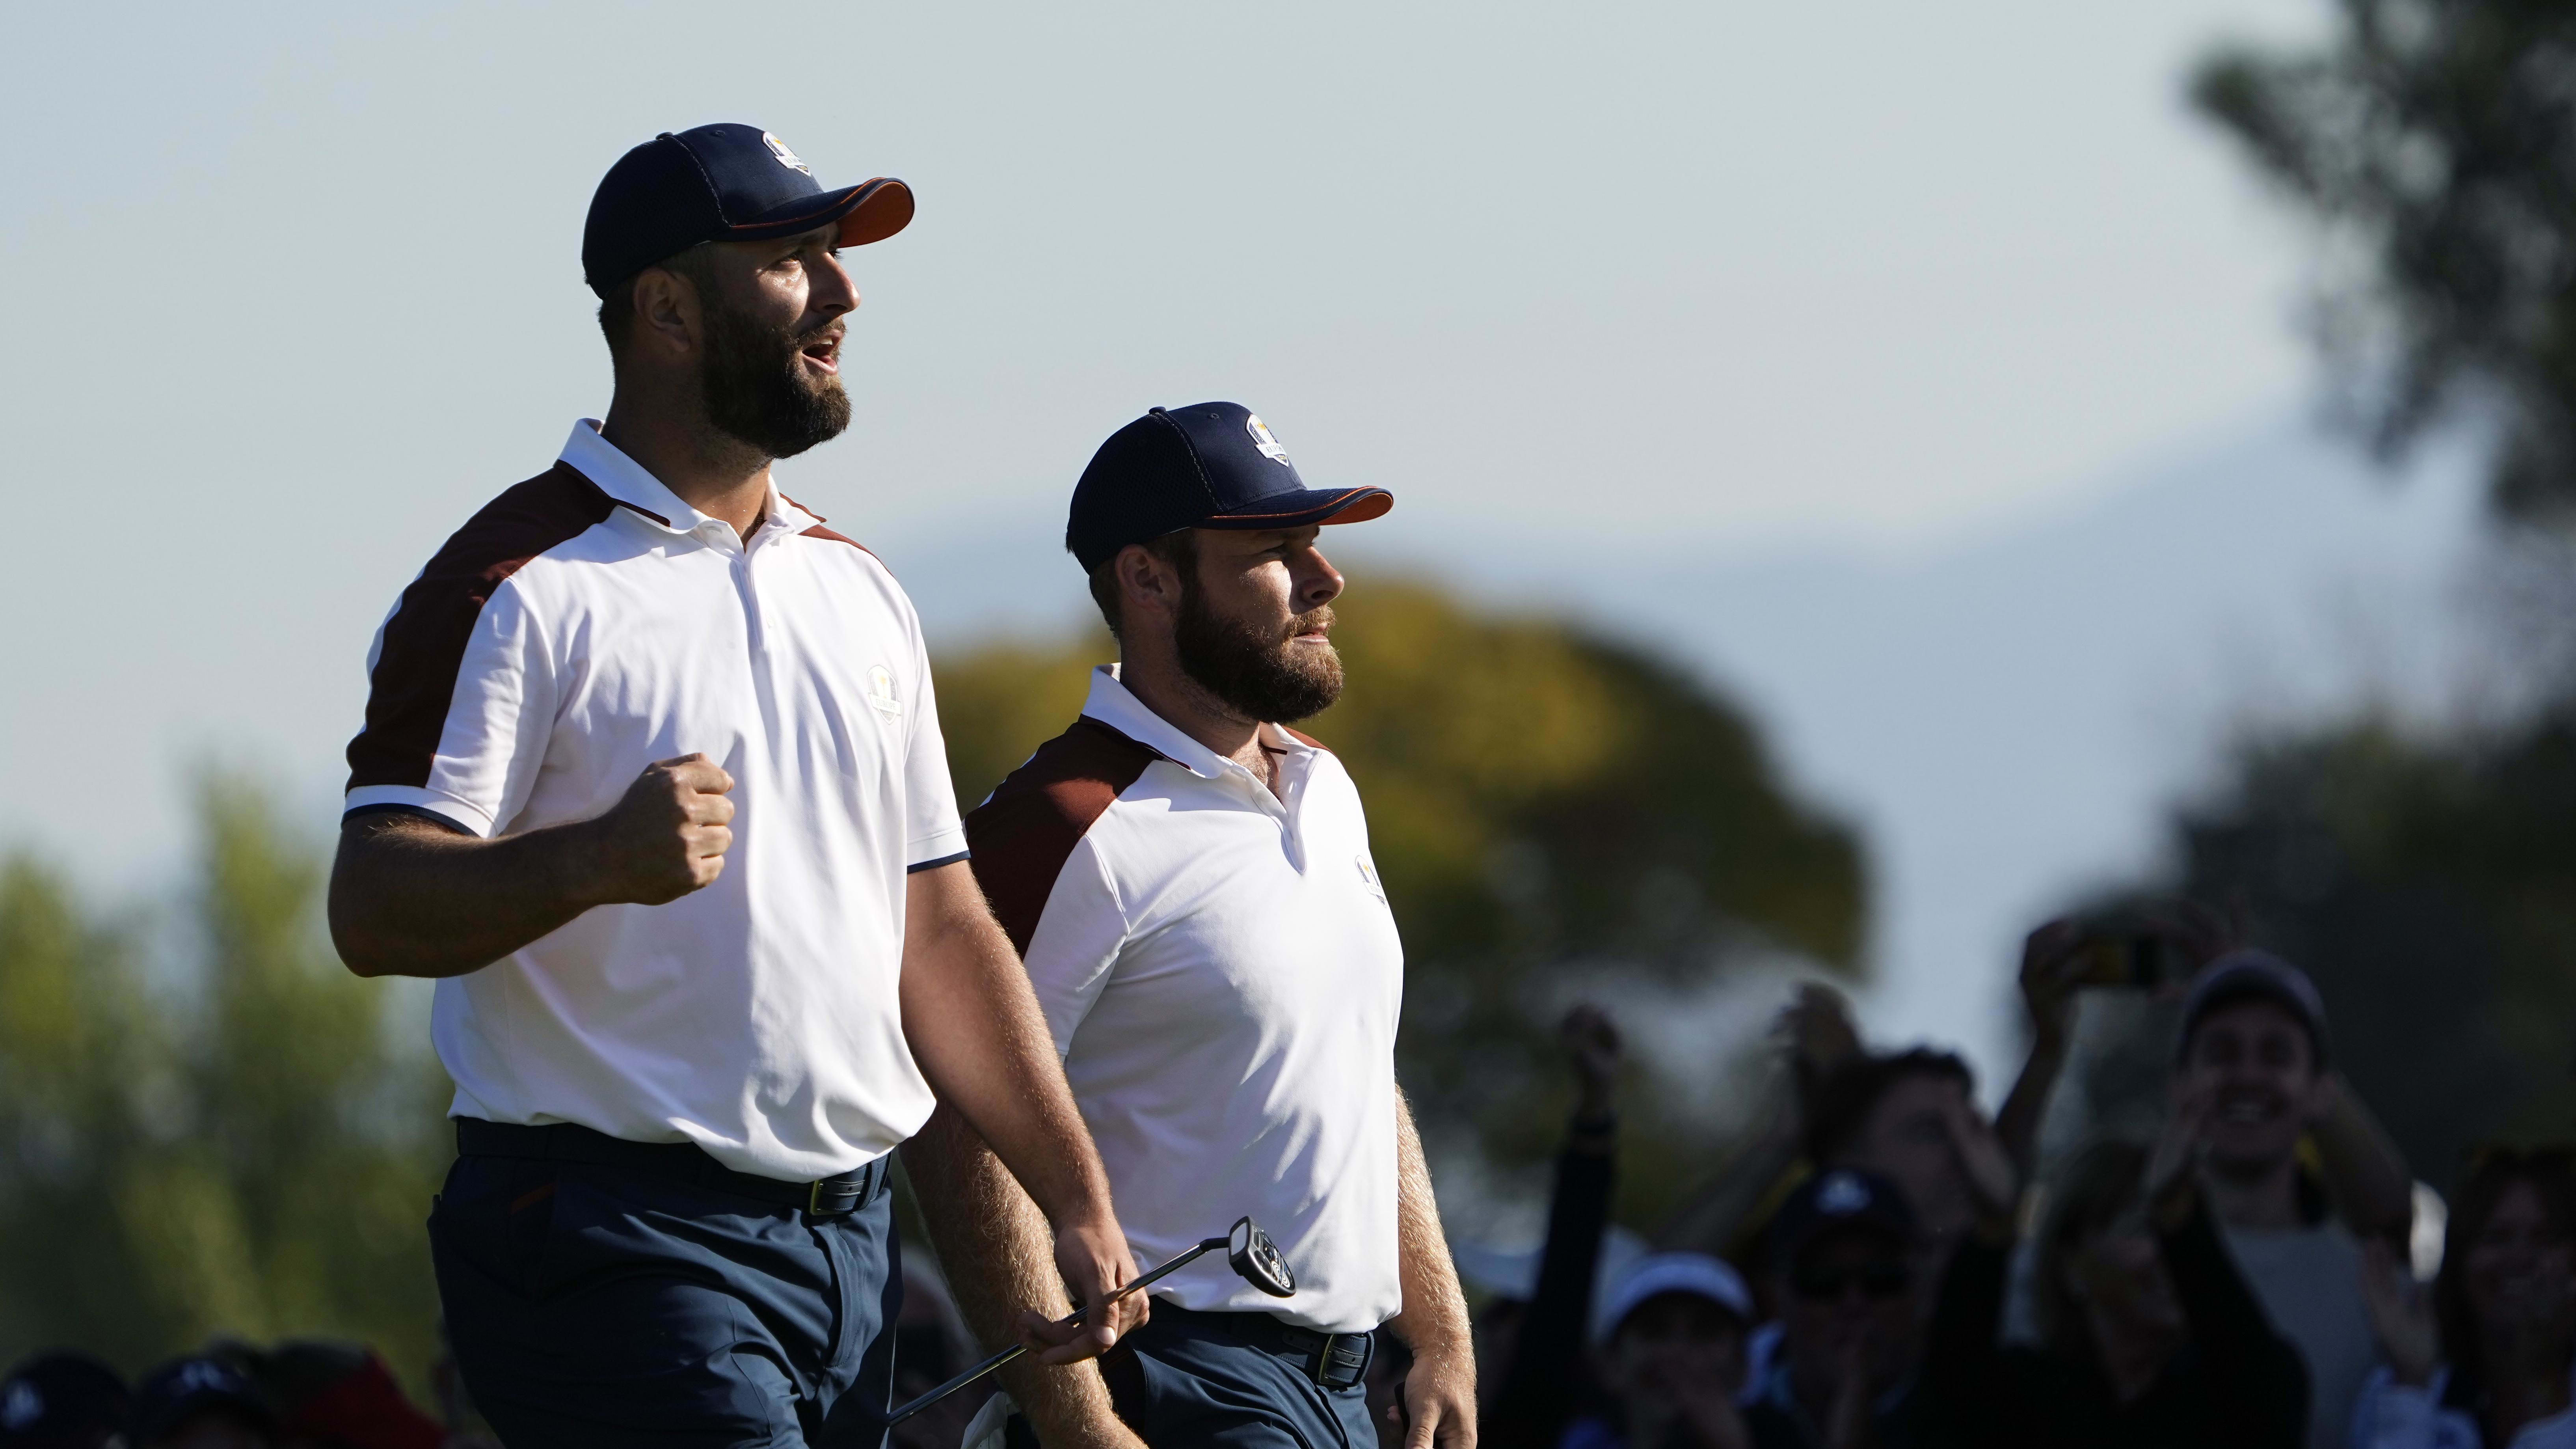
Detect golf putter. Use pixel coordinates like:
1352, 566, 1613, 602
884, 1215, 1296, 1425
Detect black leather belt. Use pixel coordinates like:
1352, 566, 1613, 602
454, 1118, 886, 1217
1149, 1304, 1376, 1390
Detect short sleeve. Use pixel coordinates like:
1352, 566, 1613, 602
1018, 834, 1130, 1054
901, 628, 969, 871
344, 575, 558, 838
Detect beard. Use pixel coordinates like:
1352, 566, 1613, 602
1173, 570, 1344, 724
699, 300, 851, 460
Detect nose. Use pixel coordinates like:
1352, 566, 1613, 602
810, 249, 859, 322
1296, 545, 1345, 611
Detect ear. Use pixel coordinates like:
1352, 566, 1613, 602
627, 264, 707, 362
1113, 541, 1187, 626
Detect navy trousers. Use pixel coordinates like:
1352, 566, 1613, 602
1102, 1308, 1378, 1449
429, 1150, 899, 1449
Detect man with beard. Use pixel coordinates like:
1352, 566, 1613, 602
926, 402, 1478, 1449
327, 124, 1143, 1448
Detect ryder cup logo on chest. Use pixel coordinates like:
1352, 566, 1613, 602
867, 664, 903, 718
1355, 854, 1387, 905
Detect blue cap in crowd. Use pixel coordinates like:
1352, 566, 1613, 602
583, 123, 913, 296
1768, 1167, 1918, 1263
1065, 402, 1393, 573
1593, 1251, 1755, 1344
0, 1352, 128, 1449
127, 1358, 272, 1448
2178, 948, 2331, 1067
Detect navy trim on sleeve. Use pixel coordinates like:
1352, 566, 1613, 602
341, 802, 475, 835
906, 849, 971, 874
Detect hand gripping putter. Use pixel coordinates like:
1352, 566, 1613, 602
884, 1216, 1296, 1425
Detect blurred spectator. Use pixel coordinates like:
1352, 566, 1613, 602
2180, 951, 2414, 1449
1741, 1168, 1926, 1449
1802, 1050, 1979, 1257
1999, 917, 2416, 1449
2351, 1146, 2576, 1448
1662, 987, 1864, 1270
1486, 1004, 1627, 1448
129, 1358, 275, 1449
1926, 1119, 2308, 1447
1564, 1253, 1756, 1449
0, 1352, 128, 1449
213, 1341, 443, 1449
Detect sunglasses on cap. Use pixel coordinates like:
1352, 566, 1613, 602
1789, 1260, 1912, 1302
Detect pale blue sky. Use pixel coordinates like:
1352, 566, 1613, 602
7, 1, 2445, 1091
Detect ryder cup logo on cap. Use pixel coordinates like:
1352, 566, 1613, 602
582, 122, 915, 297
1247, 414, 1292, 466
761, 132, 812, 175
1064, 401, 1395, 573
1817, 1170, 1871, 1216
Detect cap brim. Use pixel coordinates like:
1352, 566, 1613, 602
720, 177, 915, 247
1199, 487, 1393, 531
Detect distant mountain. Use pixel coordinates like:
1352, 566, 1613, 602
872, 403, 2488, 1084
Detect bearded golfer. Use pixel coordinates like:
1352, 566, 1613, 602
923, 403, 1476, 1448
327, 124, 1142, 1448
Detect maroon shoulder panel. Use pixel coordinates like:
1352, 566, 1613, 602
783, 494, 882, 560
964, 718, 1166, 955
343, 462, 618, 792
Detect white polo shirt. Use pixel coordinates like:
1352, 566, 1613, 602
344, 421, 964, 1181
964, 667, 1405, 1334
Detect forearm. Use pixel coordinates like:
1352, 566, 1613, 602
1489, 1126, 1614, 1449
1993, 1034, 2067, 1180
2314, 1078, 2414, 1240
1387, 1093, 1473, 1362
328, 813, 606, 978
900, 867, 1115, 1230
902, 1109, 1140, 1449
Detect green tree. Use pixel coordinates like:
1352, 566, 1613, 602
0, 775, 447, 1376
2194, 1, 2576, 518
936, 579, 1867, 1224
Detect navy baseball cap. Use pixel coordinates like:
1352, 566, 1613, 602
1767, 1167, 1919, 1263
1066, 402, 1393, 572
0, 1351, 128, 1448
583, 123, 913, 297
2178, 948, 2331, 1068
128, 1358, 272, 1447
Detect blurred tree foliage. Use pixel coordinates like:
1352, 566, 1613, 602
0, 776, 445, 1377
2177, 2, 2576, 1190
2195, 0, 2576, 518
936, 579, 1867, 1223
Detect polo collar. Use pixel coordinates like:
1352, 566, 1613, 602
557, 420, 813, 537
1080, 666, 1313, 783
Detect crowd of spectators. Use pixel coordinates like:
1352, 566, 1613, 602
12, 907, 2574, 1449
1452, 908, 2576, 1449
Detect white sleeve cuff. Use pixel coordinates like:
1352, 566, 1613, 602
344, 785, 497, 838
906, 824, 969, 872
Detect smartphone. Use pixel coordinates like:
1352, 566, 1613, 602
2074, 933, 2171, 989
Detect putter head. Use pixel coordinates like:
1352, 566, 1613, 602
1228, 1216, 1296, 1298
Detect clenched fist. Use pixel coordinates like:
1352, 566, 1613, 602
586, 753, 736, 905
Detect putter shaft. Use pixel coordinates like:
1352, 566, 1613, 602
883, 1235, 1229, 1425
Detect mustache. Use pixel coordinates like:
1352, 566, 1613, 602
1284, 604, 1335, 641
